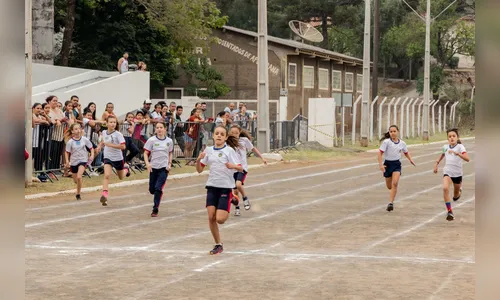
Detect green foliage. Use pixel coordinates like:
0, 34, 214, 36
182, 56, 231, 99
416, 65, 445, 97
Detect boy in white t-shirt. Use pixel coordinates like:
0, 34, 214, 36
434, 128, 470, 221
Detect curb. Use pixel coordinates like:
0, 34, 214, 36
25, 160, 283, 200
366, 136, 475, 153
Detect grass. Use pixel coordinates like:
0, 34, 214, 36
25, 157, 266, 195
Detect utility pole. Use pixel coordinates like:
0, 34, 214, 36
372, 0, 380, 104
257, 0, 270, 152
422, 0, 431, 141
25, 0, 33, 187
360, 0, 371, 147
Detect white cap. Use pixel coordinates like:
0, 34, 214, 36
144, 99, 152, 104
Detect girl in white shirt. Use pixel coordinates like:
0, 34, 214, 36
196, 126, 243, 255
144, 122, 174, 217
377, 125, 416, 212
64, 123, 94, 201
229, 124, 267, 216
98, 115, 130, 206
433, 128, 470, 221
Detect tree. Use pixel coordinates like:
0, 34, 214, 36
143, 0, 228, 63
183, 56, 231, 99
59, 0, 76, 66
416, 64, 444, 97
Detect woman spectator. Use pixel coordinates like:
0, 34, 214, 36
32, 103, 50, 171
46, 96, 67, 172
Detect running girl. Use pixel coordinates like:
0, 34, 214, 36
433, 128, 470, 221
64, 123, 94, 200
196, 126, 243, 255
378, 125, 416, 212
99, 115, 130, 206
144, 122, 173, 217
229, 124, 267, 216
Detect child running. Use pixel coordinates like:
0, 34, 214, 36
144, 122, 173, 217
229, 124, 267, 216
99, 115, 130, 206
377, 125, 416, 212
196, 126, 243, 255
433, 128, 470, 221
64, 123, 94, 200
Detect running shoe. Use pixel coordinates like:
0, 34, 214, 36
100, 195, 108, 206
231, 192, 240, 206
234, 208, 241, 216
446, 212, 455, 221
209, 244, 223, 255
386, 202, 394, 212
125, 166, 131, 177
76, 194, 81, 201
453, 188, 462, 201
151, 208, 159, 217
243, 198, 251, 210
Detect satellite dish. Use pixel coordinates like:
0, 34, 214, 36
288, 20, 324, 43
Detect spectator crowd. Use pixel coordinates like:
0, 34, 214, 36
30, 95, 256, 182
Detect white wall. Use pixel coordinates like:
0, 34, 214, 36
32, 63, 94, 86
308, 98, 336, 148
32, 71, 150, 119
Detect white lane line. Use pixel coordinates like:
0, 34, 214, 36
25, 244, 474, 265
356, 196, 475, 254
26, 141, 470, 210
27, 149, 470, 228
428, 256, 473, 299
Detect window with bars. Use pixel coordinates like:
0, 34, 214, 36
288, 63, 297, 87
332, 70, 342, 91
345, 72, 354, 92
303, 66, 314, 88
318, 68, 329, 90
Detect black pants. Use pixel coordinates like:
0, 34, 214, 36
149, 168, 168, 210
123, 136, 140, 162
48, 140, 64, 170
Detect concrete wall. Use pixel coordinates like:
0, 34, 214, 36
32, 63, 99, 86
32, 70, 150, 119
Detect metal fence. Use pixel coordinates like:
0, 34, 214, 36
30, 116, 307, 182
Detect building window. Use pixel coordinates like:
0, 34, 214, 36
332, 70, 342, 91
303, 66, 314, 88
357, 74, 363, 92
288, 63, 297, 87
318, 68, 329, 90
345, 72, 354, 92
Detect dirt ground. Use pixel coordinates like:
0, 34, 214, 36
25, 140, 476, 300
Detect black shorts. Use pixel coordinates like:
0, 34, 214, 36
383, 160, 402, 178
206, 187, 233, 212
104, 158, 125, 171
70, 162, 87, 174
444, 174, 462, 184
233, 170, 248, 185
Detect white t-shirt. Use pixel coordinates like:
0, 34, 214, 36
65, 136, 93, 166
151, 111, 163, 120
379, 138, 408, 161
443, 143, 467, 177
144, 135, 174, 169
200, 144, 240, 189
235, 137, 254, 171
102, 130, 125, 161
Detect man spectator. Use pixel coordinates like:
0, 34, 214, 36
138, 99, 153, 119
117, 52, 129, 74
224, 102, 236, 115
46, 96, 66, 171
169, 102, 177, 114
173, 105, 185, 154
199, 102, 211, 152
70, 95, 83, 124
234, 104, 251, 130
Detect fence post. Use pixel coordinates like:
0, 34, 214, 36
377, 97, 388, 140
399, 97, 409, 137
405, 98, 414, 138
417, 99, 424, 136
431, 100, 439, 135
411, 98, 419, 138
369, 96, 379, 142
386, 97, 395, 133
443, 101, 450, 131
393, 97, 402, 125
438, 105, 442, 133
351, 95, 362, 145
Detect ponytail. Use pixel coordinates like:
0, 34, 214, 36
231, 124, 252, 140
226, 135, 240, 150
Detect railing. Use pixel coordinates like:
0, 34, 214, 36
30, 116, 308, 182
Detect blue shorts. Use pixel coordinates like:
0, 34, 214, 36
104, 158, 125, 171
233, 170, 248, 185
206, 187, 233, 212
383, 160, 402, 178
70, 162, 87, 174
